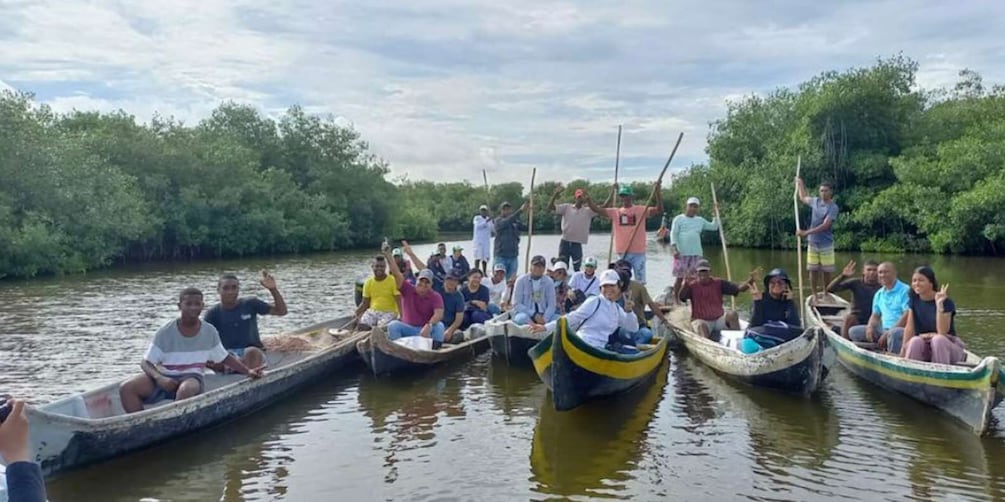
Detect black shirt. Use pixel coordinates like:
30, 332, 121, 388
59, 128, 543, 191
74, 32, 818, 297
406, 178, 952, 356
203, 298, 271, 350
831, 278, 882, 325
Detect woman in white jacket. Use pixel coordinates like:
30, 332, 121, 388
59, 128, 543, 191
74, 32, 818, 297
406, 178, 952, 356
530, 269, 639, 350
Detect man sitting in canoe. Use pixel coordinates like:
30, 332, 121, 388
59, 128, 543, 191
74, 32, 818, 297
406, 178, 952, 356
678, 258, 752, 339
568, 256, 601, 308
440, 270, 467, 343
826, 260, 881, 339
549, 261, 571, 315
749, 269, 801, 328
486, 263, 509, 312
204, 270, 288, 372
120, 288, 263, 413
385, 243, 448, 349
391, 248, 415, 284
868, 262, 910, 354
529, 269, 639, 351
613, 259, 669, 344
353, 255, 401, 329
448, 245, 471, 280
512, 255, 558, 326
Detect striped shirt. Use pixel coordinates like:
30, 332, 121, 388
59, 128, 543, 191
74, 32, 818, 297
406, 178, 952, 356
145, 320, 229, 377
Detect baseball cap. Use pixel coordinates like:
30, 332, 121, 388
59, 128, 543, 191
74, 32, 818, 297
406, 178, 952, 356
531, 255, 547, 266
599, 269, 621, 286
453, 245, 463, 251
445, 270, 462, 281
479, 204, 489, 211
574, 188, 585, 198
391, 248, 403, 256
417, 269, 435, 282
583, 257, 597, 268
552, 261, 568, 272
618, 185, 633, 197
493, 263, 506, 272
695, 258, 711, 272
500, 201, 512, 208
687, 197, 701, 206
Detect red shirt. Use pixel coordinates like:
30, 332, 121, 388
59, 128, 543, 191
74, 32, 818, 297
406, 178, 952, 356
680, 278, 740, 321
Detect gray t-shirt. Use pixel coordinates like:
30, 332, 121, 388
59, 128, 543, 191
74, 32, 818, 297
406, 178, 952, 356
556, 203, 597, 244
145, 320, 229, 377
808, 197, 839, 247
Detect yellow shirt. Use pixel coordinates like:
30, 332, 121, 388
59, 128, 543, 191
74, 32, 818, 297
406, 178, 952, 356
363, 276, 400, 314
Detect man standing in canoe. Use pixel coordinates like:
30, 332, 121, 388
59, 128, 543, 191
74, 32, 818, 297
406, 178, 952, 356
493, 200, 529, 280
385, 242, 448, 349
353, 255, 401, 329
547, 184, 607, 272
670, 197, 720, 304
120, 287, 263, 413
795, 178, 839, 303
606, 182, 662, 284
826, 260, 882, 339
204, 270, 288, 372
472, 205, 494, 275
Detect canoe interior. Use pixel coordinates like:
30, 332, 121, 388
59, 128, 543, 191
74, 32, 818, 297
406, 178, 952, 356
39, 319, 361, 420
356, 315, 503, 374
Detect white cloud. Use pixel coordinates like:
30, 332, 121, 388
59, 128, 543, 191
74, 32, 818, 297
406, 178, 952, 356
1, 0, 1004, 189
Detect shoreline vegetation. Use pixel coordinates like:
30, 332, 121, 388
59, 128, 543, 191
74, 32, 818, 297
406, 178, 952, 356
2, 56, 1004, 280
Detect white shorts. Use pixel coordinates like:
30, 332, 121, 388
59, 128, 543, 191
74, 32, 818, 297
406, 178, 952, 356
473, 238, 491, 260
360, 309, 396, 328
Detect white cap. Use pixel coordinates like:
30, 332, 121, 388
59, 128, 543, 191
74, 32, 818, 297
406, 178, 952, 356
479, 204, 489, 211
552, 261, 568, 272
599, 269, 621, 286
686, 197, 701, 206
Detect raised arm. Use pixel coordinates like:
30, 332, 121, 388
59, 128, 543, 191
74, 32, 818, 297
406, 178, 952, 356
547, 185, 563, 212
796, 177, 811, 205
401, 241, 427, 271
384, 247, 404, 287
650, 180, 664, 216
826, 261, 857, 293
584, 192, 609, 219
260, 270, 288, 316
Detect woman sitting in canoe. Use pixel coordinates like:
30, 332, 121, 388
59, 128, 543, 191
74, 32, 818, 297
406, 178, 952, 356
529, 269, 640, 351
900, 266, 963, 364
749, 268, 801, 328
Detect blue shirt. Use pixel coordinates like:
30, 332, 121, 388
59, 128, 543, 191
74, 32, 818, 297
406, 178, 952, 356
441, 290, 466, 327
808, 197, 839, 247
872, 280, 910, 330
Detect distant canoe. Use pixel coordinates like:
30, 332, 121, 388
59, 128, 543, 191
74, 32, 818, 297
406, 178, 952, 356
26, 316, 366, 478
486, 311, 546, 366
528, 317, 669, 411
808, 293, 1004, 435
664, 306, 825, 396
356, 317, 497, 375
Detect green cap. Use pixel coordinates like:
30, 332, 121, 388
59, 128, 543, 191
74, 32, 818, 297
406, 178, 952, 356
453, 245, 463, 251
583, 257, 597, 268
392, 248, 403, 256
618, 185, 633, 197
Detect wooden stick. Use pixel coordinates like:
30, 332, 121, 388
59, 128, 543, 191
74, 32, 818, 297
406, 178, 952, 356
711, 182, 735, 311
794, 156, 805, 319
524, 167, 537, 273
607, 125, 622, 265
483, 169, 490, 206
620, 132, 684, 260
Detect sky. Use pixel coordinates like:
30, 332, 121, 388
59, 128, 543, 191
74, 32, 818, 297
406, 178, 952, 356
1, 1, 1004, 186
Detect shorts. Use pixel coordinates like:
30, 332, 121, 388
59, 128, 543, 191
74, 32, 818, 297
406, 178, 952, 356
806, 244, 835, 272
692, 315, 728, 336
144, 373, 204, 404
473, 238, 491, 261
360, 309, 397, 327
673, 255, 702, 278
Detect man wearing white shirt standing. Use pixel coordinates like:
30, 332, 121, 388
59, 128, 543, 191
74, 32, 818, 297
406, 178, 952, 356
472, 205, 494, 275
670, 196, 720, 304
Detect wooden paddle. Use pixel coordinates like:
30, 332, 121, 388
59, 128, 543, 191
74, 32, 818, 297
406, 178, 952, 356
794, 156, 805, 319
607, 125, 623, 264
711, 182, 735, 311
524, 167, 537, 273
619, 132, 684, 260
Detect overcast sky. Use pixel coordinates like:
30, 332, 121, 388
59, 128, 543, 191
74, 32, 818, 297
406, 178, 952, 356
2, 1, 1003, 186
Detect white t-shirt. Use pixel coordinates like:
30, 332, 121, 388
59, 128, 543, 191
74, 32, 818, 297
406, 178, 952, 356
488, 277, 509, 305
569, 271, 601, 297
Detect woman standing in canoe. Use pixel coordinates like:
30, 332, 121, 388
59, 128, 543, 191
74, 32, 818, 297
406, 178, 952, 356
900, 266, 964, 364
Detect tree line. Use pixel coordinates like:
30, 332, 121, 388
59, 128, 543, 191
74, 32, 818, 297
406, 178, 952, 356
1, 55, 1002, 279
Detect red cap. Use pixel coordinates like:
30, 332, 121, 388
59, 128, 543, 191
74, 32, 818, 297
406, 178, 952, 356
574, 189, 585, 197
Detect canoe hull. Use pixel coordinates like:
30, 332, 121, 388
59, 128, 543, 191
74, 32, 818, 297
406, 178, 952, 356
29, 322, 365, 478
485, 315, 544, 366
809, 294, 1003, 435
529, 317, 669, 411
356, 324, 490, 375
666, 309, 825, 396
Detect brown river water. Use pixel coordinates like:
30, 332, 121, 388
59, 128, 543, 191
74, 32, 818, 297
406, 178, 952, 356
3, 234, 1005, 501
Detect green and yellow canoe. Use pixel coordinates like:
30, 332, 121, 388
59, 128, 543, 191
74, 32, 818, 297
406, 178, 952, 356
528, 316, 669, 411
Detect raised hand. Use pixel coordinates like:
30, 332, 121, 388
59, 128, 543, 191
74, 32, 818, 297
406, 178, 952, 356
554, 184, 564, 195
748, 266, 764, 284
401, 240, 413, 254
842, 260, 857, 278
260, 270, 278, 290
750, 282, 763, 301
936, 283, 949, 306
520, 201, 530, 212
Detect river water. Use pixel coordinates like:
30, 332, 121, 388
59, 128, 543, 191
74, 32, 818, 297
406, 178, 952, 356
3, 233, 1005, 501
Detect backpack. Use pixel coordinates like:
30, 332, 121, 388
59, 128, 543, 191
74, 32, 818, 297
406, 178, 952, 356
744, 321, 803, 349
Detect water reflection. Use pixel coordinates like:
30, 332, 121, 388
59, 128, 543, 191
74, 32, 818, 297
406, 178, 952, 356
529, 360, 669, 499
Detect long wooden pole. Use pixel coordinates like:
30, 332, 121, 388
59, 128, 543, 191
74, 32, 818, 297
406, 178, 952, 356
620, 132, 684, 260
607, 125, 622, 264
524, 167, 537, 273
794, 156, 805, 318
711, 182, 735, 311
482, 169, 490, 206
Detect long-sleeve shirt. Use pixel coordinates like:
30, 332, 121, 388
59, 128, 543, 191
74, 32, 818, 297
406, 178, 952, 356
512, 273, 555, 320
670, 214, 719, 257
750, 295, 801, 328
1, 461, 48, 502
546, 295, 639, 349
493, 209, 525, 258
472, 215, 494, 243
569, 271, 601, 297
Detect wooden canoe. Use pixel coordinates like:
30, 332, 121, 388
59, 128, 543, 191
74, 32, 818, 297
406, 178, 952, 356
485, 311, 546, 366
664, 306, 825, 395
355, 317, 497, 375
808, 293, 1004, 435
528, 316, 669, 411
26, 316, 367, 478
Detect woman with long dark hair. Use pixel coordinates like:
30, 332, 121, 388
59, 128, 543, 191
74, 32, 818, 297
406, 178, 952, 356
900, 266, 965, 364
